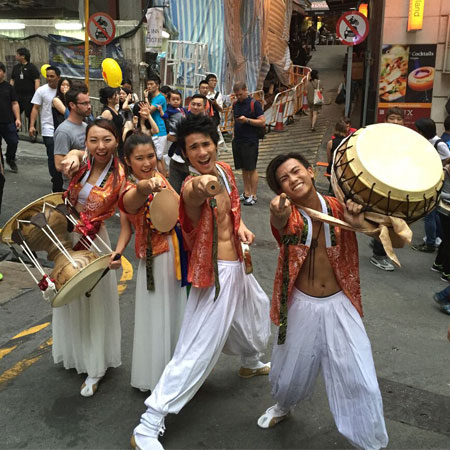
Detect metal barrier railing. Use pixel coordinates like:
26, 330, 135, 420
219, 65, 311, 135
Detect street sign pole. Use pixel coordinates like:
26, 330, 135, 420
84, 0, 89, 88
345, 45, 353, 117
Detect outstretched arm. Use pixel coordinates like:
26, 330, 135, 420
109, 212, 132, 270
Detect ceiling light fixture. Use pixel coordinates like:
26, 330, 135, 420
55, 22, 83, 31
0, 22, 26, 30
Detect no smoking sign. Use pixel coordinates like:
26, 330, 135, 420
88, 12, 116, 46
336, 11, 369, 46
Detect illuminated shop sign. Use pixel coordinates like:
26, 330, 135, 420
407, 0, 425, 31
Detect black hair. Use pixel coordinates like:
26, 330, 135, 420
266, 153, 312, 194
205, 74, 217, 82
55, 77, 72, 103
46, 65, 61, 76
444, 115, 450, 131
123, 133, 155, 177
386, 107, 404, 119
0, 62, 6, 73
122, 78, 133, 86
190, 93, 207, 106
310, 69, 319, 80
99, 86, 119, 105
66, 84, 89, 109
334, 121, 347, 136
415, 118, 436, 139
146, 75, 161, 85
86, 118, 119, 141
169, 90, 182, 100
16, 47, 30, 62
177, 114, 219, 154
160, 85, 172, 96
199, 80, 209, 88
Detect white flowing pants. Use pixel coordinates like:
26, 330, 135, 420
137, 260, 270, 428
270, 288, 388, 450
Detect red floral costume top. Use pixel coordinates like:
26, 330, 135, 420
64, 157, 125, 241
271, 193, 362, 344
179, 162, 242, 297
118, 173, 184, 290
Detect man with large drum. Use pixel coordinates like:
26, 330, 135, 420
258, 152, 389, 450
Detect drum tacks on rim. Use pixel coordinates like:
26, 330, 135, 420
331, 123, 444, 224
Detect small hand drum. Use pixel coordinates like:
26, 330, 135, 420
331, 123, 444, 223
148, 189, 179, 233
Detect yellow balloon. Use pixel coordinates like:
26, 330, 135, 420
102, 58, 122, 88
40, 64, 50, 78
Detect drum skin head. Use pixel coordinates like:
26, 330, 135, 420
345, 124, 443, 201
149, 189, 179, 233
0, 193, 64, 244
51, 254, 111, 307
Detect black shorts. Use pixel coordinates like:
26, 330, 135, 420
232, 139, 259, 171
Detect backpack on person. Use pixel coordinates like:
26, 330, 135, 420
211, 92, 221, 127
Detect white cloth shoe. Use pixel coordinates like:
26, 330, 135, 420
80, 376, 102, 397
257, 404, 289, 429
133, 415, 165, 450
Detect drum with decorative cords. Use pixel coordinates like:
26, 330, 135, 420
331, 123, 444, 223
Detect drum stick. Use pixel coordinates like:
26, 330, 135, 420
85, 253, 121, 298
205, 180, 223, 196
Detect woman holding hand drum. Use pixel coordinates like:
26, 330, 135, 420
117, 133, 187, 392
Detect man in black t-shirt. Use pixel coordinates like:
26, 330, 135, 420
232, 81, 265, 206
0, 62, 21, 173
10, 47, 40, 130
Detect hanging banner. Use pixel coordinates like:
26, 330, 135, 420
146, 7, 164, 52
377, 44, 437, 129
48, 34, 124, 80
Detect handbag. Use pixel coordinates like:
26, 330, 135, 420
335, 86, 345, 105
313, 80, 323, 106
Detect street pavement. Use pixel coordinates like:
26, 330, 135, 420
1, 45, 450, 449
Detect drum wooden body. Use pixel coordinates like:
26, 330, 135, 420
332, 123, 443, 223
0, 193, 110, 307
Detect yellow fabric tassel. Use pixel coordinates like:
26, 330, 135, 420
171, 229, 181, 281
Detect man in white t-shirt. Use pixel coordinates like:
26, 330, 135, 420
29, 65, 61, 192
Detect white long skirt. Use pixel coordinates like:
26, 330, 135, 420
270, 288, 388, 450
131, 237, 187, 391
137, 260, 271, 422
52, 225, 122, 377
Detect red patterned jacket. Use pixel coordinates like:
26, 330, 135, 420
179, 161, 242, 288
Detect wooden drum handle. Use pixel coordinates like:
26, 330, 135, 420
205, 180, 223, 196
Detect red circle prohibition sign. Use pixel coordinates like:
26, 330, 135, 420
336, 11, 369, 46
88, 12, 116, 46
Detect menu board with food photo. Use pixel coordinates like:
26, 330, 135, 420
377, 44, 437, 129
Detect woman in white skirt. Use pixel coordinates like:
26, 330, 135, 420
56, 118, 127, 397
118, 132, 187, 392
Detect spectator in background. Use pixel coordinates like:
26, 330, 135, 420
232, 81, 265, 206
100, 86, 124, 159
306, 69, 323, 132
54, 84, 92, 190
29, 66, 61, 191
119, 86, 134, 123
343, 116, 357, 135
0, 62, 21, 174
122, 79, 140, 104
307, 24, 317, 51
442, 115, 450, 149
144, 76, 168, 176
198, 80, 215, 119
412, 118, 450, 253
160, 85, 172, 100
10, 47, 40, 138
326, 121, 347, 176
52, 77, 72, 131
205, 74, 224, 127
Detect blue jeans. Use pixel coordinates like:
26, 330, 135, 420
435, 286, 450, 303
424, 208, 442, 246
43, 136, 63, 192
0, 122, 18, 162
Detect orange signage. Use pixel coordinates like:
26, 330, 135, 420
358, 3, 368, 17
407, 0, 425, 31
